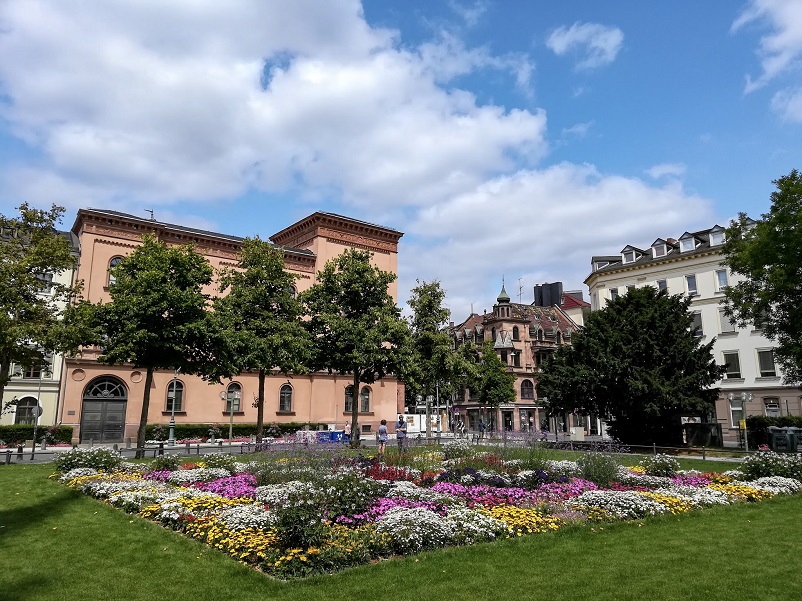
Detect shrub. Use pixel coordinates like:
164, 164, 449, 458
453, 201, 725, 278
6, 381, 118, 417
442, 438, 474, 460
639, 454, 680, 477
376, 507, 455, 554
576, 453, 619, 487
320, 468, 389, 520
0, 424, 73, 445
271, 486, 326, 549
150, 455, 183, 471
53, 447, 123, 472
201, 453, 238, 473
739, 451, 802, 480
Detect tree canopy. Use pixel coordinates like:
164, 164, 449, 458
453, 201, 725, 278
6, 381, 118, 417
95, 234, 214, 455
723, 169, 802, 385
538, 286, 724, 445
302, 249, 411, 444
476, 339, 516, 423
0, 203, 79, 401
212, 238, 311, 442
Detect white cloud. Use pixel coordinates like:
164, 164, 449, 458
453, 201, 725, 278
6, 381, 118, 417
0, 0, 542, 210
771, 87, 802, 122
401, 163, 714, 317
448, 0, 490, 28
546, 22, 624, 69
645, 163, 686, 179
733, 0, 802, 93
561, 121, 593, 138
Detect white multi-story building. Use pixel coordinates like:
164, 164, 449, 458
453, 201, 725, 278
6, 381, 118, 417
1, 231, 80, 432
585, 225, 801, 446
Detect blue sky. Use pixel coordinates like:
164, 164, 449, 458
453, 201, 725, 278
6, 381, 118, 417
1, 0, 800, 317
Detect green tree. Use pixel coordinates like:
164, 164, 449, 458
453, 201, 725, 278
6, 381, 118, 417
0, 204, 79, 401
723, 169, 802, 385
96, 235, 214, 456
212, 238, 311, 443
406, 280, 457, 436
477, 339, 516, 431
302, 249, 412, 446
538, 287, 724, 445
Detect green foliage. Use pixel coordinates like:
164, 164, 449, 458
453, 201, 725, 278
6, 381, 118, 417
477, 340, 516, 411
638, 454, 680, 477
212, 238, 311, 441
0, 424, 73, 445
144, 422, 323, 441
149, 454, 184, 471
271, 488, 326, 549
201, 453, 238, 472
0, 204, 79, 401
539, 287, 724, 445
320, 469, 388, 519
576, 452, 619, 487
53, 447, 123, 472
723, 169, 802, 384
95, 234, 214, 454
302, 248, 412, 442
745, 415, 802, 447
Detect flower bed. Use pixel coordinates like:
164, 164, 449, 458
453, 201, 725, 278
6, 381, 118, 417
52, 447, 802, 580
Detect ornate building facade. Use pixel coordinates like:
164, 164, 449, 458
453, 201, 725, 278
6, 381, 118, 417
448, 283, 588, 435
59, 209, 404, 444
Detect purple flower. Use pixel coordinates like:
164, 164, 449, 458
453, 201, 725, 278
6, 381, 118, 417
191, 473, 257, 499
143, 470, 173, 482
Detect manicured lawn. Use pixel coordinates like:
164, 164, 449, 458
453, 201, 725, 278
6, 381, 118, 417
1, 461, 801, 601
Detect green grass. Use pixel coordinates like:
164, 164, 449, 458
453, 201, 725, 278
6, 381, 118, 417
2, 463, 800, 601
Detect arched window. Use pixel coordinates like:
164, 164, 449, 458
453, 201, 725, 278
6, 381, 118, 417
108, 256, 123, 286
166, 380, 184, 412
556, 331, 563, 345
491, 327, 496, 342
537, 328, 543, 342
288, 286, 297, 299
360, 386, 370, 413
226, 383, 242, 413
14, 397, 40, 425
279, 384, 293, 412
520, 379, 535, 400
512, 326, 520, 340
344, 385, 355, 413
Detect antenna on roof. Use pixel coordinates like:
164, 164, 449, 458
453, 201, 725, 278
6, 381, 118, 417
518, 277, 523, 303
145, 209, 155, 221
470, 302, 474, 315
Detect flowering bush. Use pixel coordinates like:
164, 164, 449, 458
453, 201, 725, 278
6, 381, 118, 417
168, 468, 231, 485
740, 476, 801, 495
445, 505, 510, 544
482, 505, 561, 536
739, 451, 802, 481
53, 447, 123, 472
320, 468, 389, 520
191, 473, 257, 499
376, 507, 455, 554
149, 455, 183, 472
217, 503, 277, 531
638, 454, 680, 477
201, 453, 239, 473
442, 438, 474, 460
571, 490, 669, 520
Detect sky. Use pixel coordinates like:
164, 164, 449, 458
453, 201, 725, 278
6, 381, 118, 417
1, 0, 801, 319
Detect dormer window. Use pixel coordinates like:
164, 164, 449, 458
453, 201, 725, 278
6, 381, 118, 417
709, 226, 725, 246
594, 261, 609, 271
652, 243, 666, 258
680, 237, 696, 252
622, 250, 637, 263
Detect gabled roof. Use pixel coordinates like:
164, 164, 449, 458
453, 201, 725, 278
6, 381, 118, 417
560, 294, 590, 310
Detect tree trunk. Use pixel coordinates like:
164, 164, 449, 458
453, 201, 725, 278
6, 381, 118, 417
351, 369, 360, 448
0, 356, 10, 410
256, 369, 265, 444
135, 366, 154, 459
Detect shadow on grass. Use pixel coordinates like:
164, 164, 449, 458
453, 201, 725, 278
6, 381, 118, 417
1, 573, 59, 601
0, 484, 81, 537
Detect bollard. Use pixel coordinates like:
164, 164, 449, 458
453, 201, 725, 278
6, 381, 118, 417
702, 446, 706, 461
653, 443, 657, 456
158, 442, 164, 457
17, 445, 24, 461
90, 439, 94, 448
126, 437, 132, 449
113, 443, 118, 451
186, 442, 191, 454
196, 443, 200, 456
218, 440, 223, 450
5, 449, 11, 465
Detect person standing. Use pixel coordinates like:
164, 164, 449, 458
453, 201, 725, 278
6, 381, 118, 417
377, 419, 388, 457
344, 421, 351, 443
478, 419, 485, 440
395, 415, 407, 452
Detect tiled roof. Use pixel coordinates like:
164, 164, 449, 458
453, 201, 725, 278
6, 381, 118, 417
560, 294, 590, 310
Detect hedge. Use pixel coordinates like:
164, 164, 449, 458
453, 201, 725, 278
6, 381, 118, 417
0, 424, 74, 445
145, 422, 328, 441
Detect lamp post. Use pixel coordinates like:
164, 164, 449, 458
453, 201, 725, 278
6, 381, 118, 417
168, 368, 180, 447
228, 389, 240, 451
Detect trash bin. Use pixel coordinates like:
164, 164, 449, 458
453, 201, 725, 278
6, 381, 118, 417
786, 428, 799, 453
767, 426, 789, 452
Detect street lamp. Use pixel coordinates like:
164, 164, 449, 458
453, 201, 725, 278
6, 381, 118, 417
168, 368, 180, 447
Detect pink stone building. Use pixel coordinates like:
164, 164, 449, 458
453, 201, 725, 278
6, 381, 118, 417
59, 209, 404, 444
